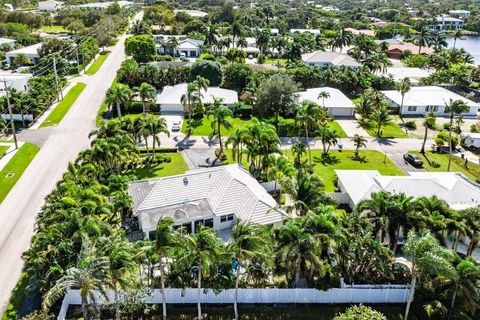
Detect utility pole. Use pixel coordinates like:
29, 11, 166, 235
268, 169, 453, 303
75, 45, 80, 75
4, 77, 18, 149
53, 57, 63, 100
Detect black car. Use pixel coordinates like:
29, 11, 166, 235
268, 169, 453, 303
403, 153, 423, 167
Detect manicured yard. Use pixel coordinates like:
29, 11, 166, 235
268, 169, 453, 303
0, 143, 40, 203
181, 115, 347, 138
0, 145, 9, 156
359, 119, 408, 138
130, 153, 189, 179
263, 57, 287, 65
39, 82, 86, 128
290, 150, 404, 191
86, 53, 109, 75
39, 25, 68, 33
410, 151, 480, 182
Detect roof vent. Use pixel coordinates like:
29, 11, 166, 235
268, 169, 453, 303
183, 177, 188, 185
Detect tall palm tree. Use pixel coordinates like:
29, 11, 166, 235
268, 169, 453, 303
155, 217, 178, 320
396, 78, 411, 118
445, 99, 469, 171
371, 103, 391, 137
181, 82, 200, 135
284, 42, 302, 62
226, 127, 249, 164
329, 29, 353, 52
230, 22, 242, 48
142, 115, 169, 156
421, 112, 436, 154
291, 141, 306, 168
229, 222, 271, 320
42, 239, 109, 320
415, 28, 433, 54
317, 91, 330, 108
352, 134, 367, 158
168, 37, 179, 56
451, 30, 464, 49
317, 123, 338, 156
207, 98, 233, 155
447, 259, 480, 320
205, 24, 219, 50
297, 101, 320, 167
137, 82, 157, 115
192, 76, 209, 115
460, 206, 480, 257
403, 231, 456, 320
271, 36, 287, 66
256, 30, 270, 55
106, 83, 132, 120
177, 227, 224, 320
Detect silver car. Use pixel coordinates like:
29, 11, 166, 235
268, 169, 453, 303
171, 121, 181, 132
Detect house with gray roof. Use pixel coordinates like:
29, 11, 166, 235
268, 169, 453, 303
301, 51, 361, 70
128, 164, 286, 240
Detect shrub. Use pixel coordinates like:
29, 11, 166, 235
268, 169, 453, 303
471, 124, 480, 133
405, 120, 417, 131
189, 60, 223, 86
257, 54, 265, 64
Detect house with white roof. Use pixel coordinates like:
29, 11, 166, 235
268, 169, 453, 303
5, 43, 42, 65
297, 87, 355, 117
290, 29, 321, 36
155, 37, 203, 58
381, 86, 480, 116
38, 0, 63, 12
128, 164, 286, 240
449, 10, 471, 18
301, 51, 361, 70
0, 72, 32, 96
334, 170, 480, 210
376, 67, 432, 85
156, 83, 238, 112
75, 1, 134, 10
429, 15, 464, 31
0, 38, 16, 49
174, 9, 208, 18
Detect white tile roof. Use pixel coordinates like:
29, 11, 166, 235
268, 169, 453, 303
301, 51, 361, 67
156, 83, 238, 106
297, 87, 356, 109
174, 9, 208, 17
129, 164, 286, 226
377, 67, 432, 84
336, 170, 480, 210
381, 86, 480, 108
6, 43, 41, 56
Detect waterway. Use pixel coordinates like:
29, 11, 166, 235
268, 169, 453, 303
446, 35, 480, 65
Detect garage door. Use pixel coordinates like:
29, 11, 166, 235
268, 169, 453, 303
329, 107, 353, 117
160, 104, 184, 113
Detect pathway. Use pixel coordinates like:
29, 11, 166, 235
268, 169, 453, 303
335, 117, 369, 137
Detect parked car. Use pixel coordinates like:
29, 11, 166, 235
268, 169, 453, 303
171, 120, 181, 131
403, 153, 423, 167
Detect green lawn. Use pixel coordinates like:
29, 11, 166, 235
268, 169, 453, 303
289, 150, 404, 191
0, 143, 40, 203
86, 53, 109, 75
0, 146, 9, 156
181, 115, 347, 138
39, 25, 68, 33
39, 82, 86, 128
130, 153, 189, 179
410, 151, 480, 182
359, 119, 408, 138
263, 57, 287, 65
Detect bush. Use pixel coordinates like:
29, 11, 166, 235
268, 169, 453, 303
232, 102, 253, 118
126, 101, 160, 113
471, 124, 480, 133
436, 130, 459, 149
153, 55, 173, 61
431, 161, 441, 168
405, 120, 417, 131
189, 60, 223, 86
223, 63, 253, 93
443, 122, 451, 131
257, 54, 266, 64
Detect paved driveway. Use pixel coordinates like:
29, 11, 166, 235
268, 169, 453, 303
336, 117, 369, 137
389, 152, 427, 174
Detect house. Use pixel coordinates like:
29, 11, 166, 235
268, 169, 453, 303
429, 16, 464, 31
0, 72, 32, 96
0, 38, 16, 49
301, 51, 361, 70
462, 133, 480, 149
290, 29, 321, 36
344, 28, 375, 37
128, 164, 286, 240
381, 39, 434, 59
449, 10, 471, 19
5, 43, 42, 65
156, 83, 238, 112
75, 1, 134, 10
334, 170, 480, 210
38, 0, 63, 12
297, 87, 356, 117
381, 86, 480, 116
174, 9, 208, 18
376, 67, 432, 85
155, 37, 203, 58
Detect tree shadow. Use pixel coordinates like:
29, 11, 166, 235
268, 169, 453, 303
351, 154, 367, 163
314, 153, 340, 165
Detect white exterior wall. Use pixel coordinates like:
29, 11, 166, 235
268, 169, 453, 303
464, 136, 480, 148
329, 107, 354, 117
386, 97, 478, 117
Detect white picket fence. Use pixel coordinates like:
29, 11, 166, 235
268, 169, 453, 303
57, 286, 410, 319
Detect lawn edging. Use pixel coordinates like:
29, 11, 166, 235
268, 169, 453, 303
39, 82, 86, 128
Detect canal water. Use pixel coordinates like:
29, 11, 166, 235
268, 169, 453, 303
446, 35, 480, 65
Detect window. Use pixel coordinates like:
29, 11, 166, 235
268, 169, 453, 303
407, 106, 417, 112
425, 106, 438, 112
220, 214, 234, 222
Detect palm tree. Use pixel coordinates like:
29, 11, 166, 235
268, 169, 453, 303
317, 123, 338, 156
230, 22, 242, 48
352, 134, 367, 158
284, 42, 302, 62
168, 37, 179, 56
256, 30, 270, 55
226, 127, 249, 164
291, 141, 306, 168
447, 259, 480, 320
155, 217, 178, 320
271, 36, 287, 66
205, 24, 218, 50
106, 83, 132, 119
415, 28, 433, 54
445, 99, 469, 171
297, 101, 320, 167
396, 78, 411, 118
142, 115, 169, 156
421, 112, 436, 154
329, 29, 353, 52
460, 206, 480, 257
42, 239, 109, 320
137, 82, 157, 115
229, 222, 271, 320
451, 30, 464, 49
207, 98, 233, 155
177, 227, 224, 320
371, 103, 391, 137
317, 91, 330, 108
181, 82, 200, 135
403, 231, 456, 320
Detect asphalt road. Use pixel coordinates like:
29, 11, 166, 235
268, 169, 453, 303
0, 14, 141, 313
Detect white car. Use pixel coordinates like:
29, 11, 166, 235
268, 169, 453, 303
171, 121, 181, 132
